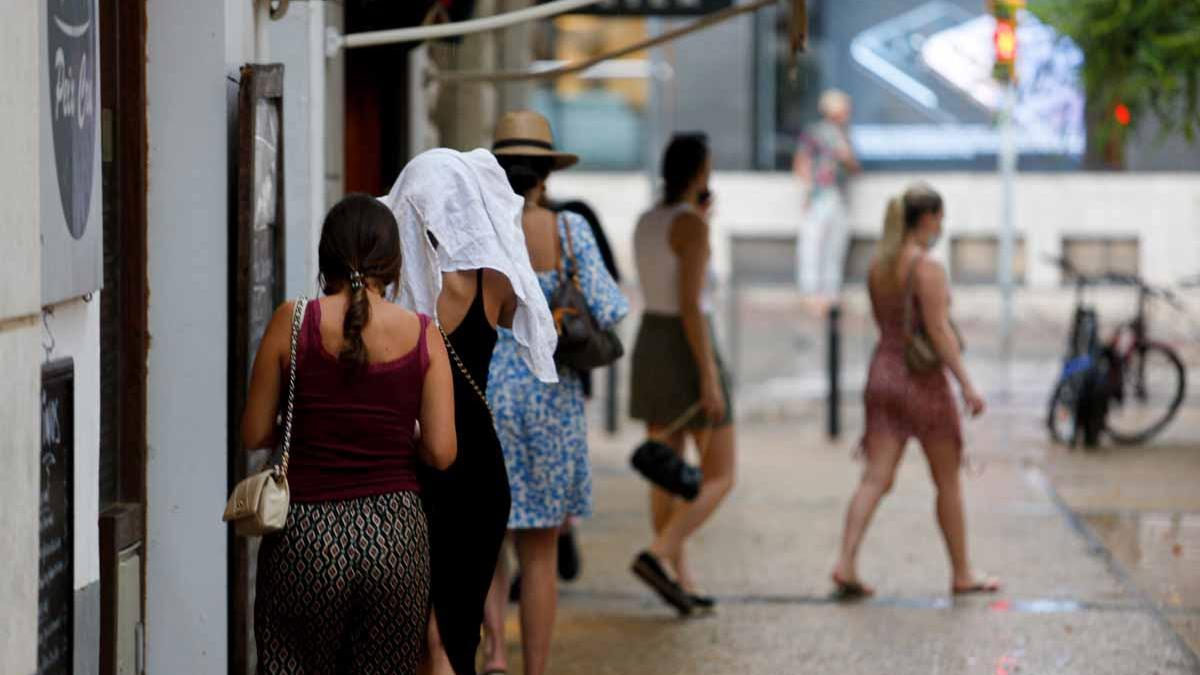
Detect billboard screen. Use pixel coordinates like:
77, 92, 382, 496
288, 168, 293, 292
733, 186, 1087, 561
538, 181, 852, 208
824, 0, 1084, 168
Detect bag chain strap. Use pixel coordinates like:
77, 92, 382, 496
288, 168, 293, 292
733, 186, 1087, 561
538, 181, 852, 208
274, 296, 308, 482
438, 325, 493, 420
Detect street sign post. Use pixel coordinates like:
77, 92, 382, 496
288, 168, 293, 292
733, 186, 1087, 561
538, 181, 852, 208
991, 0, 1022, 374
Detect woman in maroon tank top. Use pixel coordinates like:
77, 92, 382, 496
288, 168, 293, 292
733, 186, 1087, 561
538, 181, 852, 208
241, 194, 457, 674
831, 184, 998, 599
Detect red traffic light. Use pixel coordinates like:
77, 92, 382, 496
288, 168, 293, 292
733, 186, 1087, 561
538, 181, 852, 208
994, 19, 1017, 63
1114, 104, 1131, 126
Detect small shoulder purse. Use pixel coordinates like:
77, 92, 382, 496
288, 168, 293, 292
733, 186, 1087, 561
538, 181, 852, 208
222, 296, 308, 537
903, 258, 964, 373
550, 216, 624, 372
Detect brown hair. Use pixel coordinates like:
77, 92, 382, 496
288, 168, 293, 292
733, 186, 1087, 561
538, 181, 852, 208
317, 194, 402, 367
877, 183, 943, 272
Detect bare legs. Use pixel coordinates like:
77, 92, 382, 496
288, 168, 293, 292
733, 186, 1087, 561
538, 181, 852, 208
418, 611, 454, 675
481, 544, 510, 673
513, 528, 558, 675
647, 424, 737, 588
832, 434, 905, 590
833, 434, 998, 593
924, 440, 999, 592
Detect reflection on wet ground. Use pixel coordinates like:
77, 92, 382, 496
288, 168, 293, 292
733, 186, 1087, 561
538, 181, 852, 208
1083, 510, 1200, 653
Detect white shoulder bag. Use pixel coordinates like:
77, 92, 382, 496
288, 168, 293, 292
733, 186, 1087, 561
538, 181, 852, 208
222, 296, 308, 537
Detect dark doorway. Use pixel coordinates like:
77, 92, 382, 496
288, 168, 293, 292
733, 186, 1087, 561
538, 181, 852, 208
98, 1, 148, 673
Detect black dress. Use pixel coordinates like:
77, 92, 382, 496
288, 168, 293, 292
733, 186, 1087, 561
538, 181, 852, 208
421, 270, 511, 675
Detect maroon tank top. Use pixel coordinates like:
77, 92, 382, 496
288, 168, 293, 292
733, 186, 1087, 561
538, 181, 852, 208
286, 300, 430, 502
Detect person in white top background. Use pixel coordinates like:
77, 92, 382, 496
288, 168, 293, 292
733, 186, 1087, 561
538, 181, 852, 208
793, 89, 861, 313
628, 133, 738, 616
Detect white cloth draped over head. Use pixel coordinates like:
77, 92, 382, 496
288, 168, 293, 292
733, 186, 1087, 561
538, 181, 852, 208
381, 148, 559, 383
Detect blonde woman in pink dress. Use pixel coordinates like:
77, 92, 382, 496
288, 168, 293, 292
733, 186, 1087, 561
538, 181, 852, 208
831, 184, 998, 598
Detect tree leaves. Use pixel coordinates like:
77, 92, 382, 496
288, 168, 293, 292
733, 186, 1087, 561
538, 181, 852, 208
1029, 0, 1200, 164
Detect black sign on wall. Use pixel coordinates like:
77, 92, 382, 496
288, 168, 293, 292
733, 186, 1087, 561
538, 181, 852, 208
40, 360, 75, 675
40, 0, 103, 305
545, 0, 733, 16
48, 0, 97, 240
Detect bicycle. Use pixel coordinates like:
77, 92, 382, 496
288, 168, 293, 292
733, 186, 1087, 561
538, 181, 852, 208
1046, 256, 1188, 447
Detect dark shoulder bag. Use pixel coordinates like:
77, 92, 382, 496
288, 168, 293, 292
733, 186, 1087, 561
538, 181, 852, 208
550, 216, 624, 372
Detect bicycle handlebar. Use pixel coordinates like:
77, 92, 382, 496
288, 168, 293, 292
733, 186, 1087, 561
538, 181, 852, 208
1043, 254, 1185, 310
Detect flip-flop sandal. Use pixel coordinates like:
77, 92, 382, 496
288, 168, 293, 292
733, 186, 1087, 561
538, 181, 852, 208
688, 593, 717, 611
952, 576, 1002, 595
831, 573, 875, 600
631, 551, 693, 616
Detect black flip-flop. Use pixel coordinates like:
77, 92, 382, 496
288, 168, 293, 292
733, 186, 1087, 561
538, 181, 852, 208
688, 593, 717, 611
631, 551, 693, 616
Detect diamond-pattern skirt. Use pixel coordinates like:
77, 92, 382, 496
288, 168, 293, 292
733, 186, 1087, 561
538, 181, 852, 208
255, 491, 430, 674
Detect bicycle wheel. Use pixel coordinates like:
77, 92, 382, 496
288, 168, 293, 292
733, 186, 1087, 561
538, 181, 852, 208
1047, 374, 1082, 446
1104, 342, 1186, 445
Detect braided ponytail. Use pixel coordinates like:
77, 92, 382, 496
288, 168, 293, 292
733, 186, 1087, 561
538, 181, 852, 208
317, 194, 402, 369
340, 270, 371, 366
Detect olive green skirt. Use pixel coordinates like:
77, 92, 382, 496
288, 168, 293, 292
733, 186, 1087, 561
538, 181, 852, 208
629, 313, 734, 429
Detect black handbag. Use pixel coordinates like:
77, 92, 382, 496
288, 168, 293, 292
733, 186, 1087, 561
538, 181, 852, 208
551, 219, 624, 372
629, 404, 705, 501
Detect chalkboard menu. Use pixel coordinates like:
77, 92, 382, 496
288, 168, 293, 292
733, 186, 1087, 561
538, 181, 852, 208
40, 360, 75, 675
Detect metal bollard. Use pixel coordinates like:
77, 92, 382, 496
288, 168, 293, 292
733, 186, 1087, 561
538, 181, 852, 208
605, 364, 619, 436
827, 303, 841, 439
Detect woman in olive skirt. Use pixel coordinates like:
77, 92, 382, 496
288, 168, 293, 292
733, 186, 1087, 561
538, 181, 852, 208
629, 133, 737, 615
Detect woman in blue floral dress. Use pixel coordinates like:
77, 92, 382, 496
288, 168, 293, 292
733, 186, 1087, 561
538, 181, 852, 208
484, 111, 629, 675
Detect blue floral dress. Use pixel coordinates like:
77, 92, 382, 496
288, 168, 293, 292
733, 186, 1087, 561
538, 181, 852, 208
489, 211, 629, 530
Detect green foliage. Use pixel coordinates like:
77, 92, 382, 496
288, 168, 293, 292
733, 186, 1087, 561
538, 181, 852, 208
1030, 0, 1200, 156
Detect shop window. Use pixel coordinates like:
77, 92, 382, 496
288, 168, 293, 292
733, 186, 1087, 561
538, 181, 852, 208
1062, 237, 1139, 280
533, 17, 650, 170
844, 236, 878, 283
950, 236, 1026, 285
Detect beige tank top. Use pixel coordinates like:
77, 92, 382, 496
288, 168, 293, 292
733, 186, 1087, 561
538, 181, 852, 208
633, 203, 715, 316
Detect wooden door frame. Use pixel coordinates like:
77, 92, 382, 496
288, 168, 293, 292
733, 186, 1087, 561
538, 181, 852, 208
98, 1, 148, 673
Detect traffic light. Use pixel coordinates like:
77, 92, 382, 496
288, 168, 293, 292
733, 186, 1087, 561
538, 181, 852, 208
990, 0, 1024, 83
1114, 103, 1132, 127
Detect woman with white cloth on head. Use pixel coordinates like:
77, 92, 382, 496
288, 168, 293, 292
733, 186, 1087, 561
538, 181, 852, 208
484, 111, 629, 675
382, 148, 558, 675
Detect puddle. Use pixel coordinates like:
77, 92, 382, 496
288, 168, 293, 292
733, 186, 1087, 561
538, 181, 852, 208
1082, 511, 1200, 609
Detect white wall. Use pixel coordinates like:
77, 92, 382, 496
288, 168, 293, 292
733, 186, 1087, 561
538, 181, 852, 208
145, 0, 231, 670
0, 1, 44, 672
269, 2, 326, 298
550, 172, 1200, 289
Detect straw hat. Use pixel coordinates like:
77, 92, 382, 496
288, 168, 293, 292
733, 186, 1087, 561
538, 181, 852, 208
492, 110, 579, 171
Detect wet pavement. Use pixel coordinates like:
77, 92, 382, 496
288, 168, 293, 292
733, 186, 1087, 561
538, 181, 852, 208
1042, 408, 1200, 657
482, 286, 1199, 673
485, 409, 1200, 674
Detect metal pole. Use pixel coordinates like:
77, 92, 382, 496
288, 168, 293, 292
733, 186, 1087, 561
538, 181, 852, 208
605, 365, 619, 435
827, 303, 841, 439
998, 81, 1017, 371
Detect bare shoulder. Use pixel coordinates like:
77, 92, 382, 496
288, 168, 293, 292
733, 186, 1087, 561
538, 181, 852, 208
669, 210, 709, 249
375, 298, 418, 323
482, 268, 514, 294
914, 255, 947, 285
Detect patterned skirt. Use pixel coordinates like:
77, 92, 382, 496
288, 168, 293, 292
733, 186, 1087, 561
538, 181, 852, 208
255, 491, 430, 675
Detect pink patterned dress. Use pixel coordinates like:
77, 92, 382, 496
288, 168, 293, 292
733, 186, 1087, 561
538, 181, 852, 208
861, 265, 963, 454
